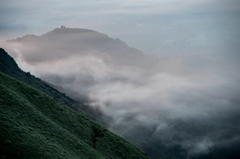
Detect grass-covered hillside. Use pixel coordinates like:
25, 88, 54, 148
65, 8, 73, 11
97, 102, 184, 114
0, 71, 149, 159
0, 48, 106, 125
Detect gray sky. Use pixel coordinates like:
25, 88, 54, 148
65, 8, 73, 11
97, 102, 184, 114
1, 0, 240, 62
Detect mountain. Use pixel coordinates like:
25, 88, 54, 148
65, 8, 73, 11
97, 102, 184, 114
0, 49, 149, 159
6, 26, 157, 68
0, 48, 108, 126
2, 26, 240, 159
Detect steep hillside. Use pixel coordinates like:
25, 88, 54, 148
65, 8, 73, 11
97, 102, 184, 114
0, 71, 149, 159
0, 48, 107, 125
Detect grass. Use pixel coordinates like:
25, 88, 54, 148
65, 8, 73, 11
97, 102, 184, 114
0, 48, 106, 125
0, 72, 149, 159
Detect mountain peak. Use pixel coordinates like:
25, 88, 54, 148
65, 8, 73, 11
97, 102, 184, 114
43, 26, 99, 36
7, 27, 147, 66
0, 48, 20, 73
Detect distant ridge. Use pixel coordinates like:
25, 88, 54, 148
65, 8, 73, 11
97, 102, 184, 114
8, 26, 156, 68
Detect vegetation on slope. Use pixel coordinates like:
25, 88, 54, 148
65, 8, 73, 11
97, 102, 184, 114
0, 48, 106, 125
0, 72, 149, 159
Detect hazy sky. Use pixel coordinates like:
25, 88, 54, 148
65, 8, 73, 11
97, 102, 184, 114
1, 0, 240, 61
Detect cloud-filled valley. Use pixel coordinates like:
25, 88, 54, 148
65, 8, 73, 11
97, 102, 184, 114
2, 27, 240, 158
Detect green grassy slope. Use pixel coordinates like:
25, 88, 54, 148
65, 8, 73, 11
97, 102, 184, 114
0, 72, 149, 159
0, 48, 106, 125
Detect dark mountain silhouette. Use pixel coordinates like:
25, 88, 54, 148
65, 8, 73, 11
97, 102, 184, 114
9, 27, 157, 68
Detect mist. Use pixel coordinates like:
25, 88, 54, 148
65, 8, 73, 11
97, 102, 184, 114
2, 27, 240, 158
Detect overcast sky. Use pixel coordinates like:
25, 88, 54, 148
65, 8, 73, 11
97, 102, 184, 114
1, 0, 240, 62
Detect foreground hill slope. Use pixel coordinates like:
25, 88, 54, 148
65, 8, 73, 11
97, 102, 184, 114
0, 48, 106, 125
0, 72, 149, 159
